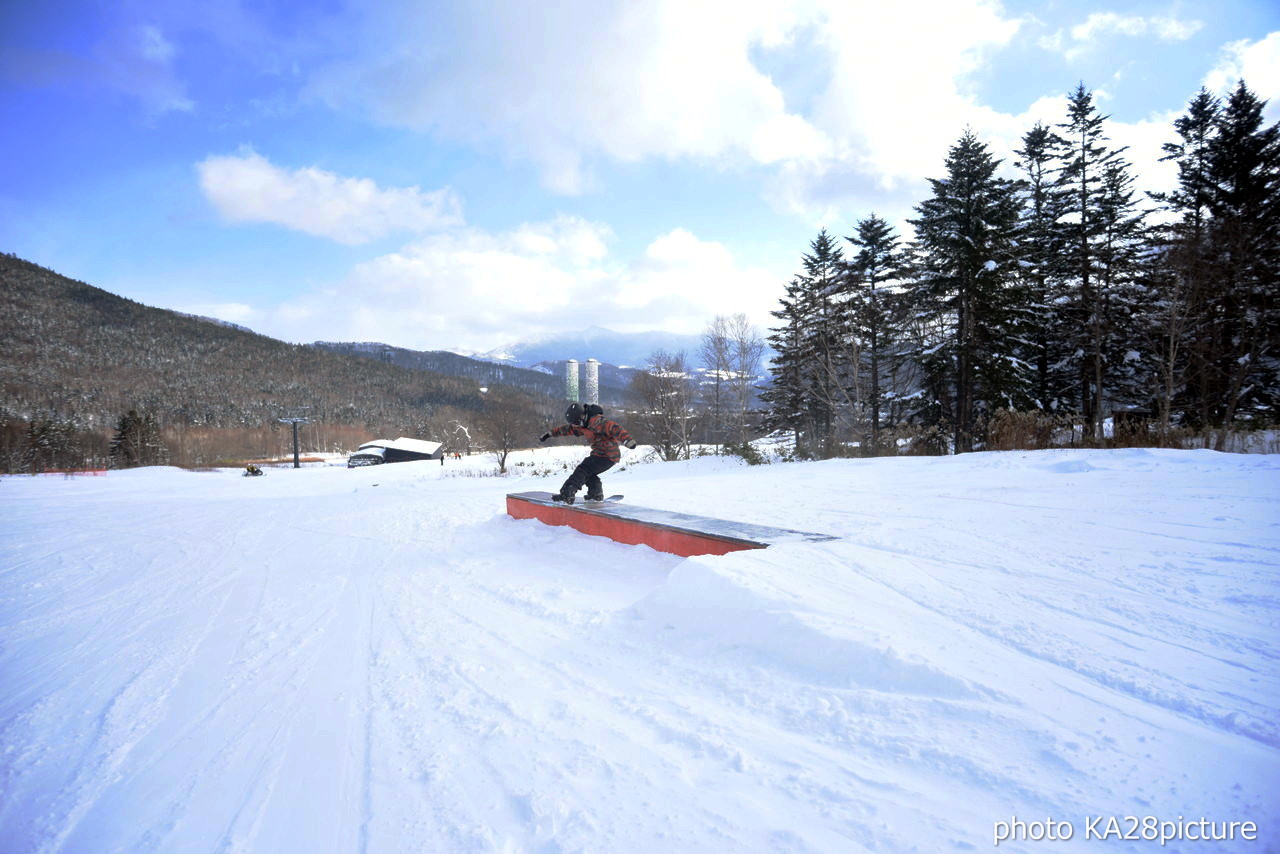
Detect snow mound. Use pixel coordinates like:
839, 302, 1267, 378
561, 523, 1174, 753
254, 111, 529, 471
1044, 458, 1095, 473
627, 552, 979, 699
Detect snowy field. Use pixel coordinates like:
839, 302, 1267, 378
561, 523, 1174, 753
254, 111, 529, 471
1, 447, 1278, 853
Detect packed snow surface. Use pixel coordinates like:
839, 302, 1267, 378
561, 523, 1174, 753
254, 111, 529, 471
1, 448, 1277, 853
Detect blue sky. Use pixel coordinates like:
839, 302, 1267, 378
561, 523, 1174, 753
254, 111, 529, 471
2, 0, 1277, 353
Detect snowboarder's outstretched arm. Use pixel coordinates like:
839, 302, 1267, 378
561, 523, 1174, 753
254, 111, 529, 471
546, 424, 587, 440
602, 419, 637, 449
539, 414, 635, 454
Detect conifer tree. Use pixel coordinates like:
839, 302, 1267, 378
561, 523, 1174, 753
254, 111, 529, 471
1148, 89, 1221, 429
761, 276, 815, 454
797, 229, 847, 451
1200, 81, 1280, 439
109, 409, 168, 468
1092, 153, 1154, 411
908, 129, 1029, 452
1056, 83, 1140, 437
843, 214, 906, 453
1013, 122, 1074, 412
26, 418, 79, 473
109, 410, 142, 467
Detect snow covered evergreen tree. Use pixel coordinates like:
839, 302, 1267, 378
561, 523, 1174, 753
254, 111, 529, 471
25, 418, 79, 473
761, 276, 813, 453
1151, 81, 1280, 438
1013, 122, 1074, 413
1148, 89, 1221, 429
1055, 84, 1143, 438
907, 129, 1030, 453
798, 229, 847, 452
1199, 81, 1280, 438
1092, 150, 1154, 412
109, 410, 168, 468
843, 214, 907, 453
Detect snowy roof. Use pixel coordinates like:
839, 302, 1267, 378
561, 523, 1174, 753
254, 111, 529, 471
356, 437, 442, 455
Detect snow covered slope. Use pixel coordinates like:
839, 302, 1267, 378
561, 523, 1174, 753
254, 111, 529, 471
1, 449, 1277, 852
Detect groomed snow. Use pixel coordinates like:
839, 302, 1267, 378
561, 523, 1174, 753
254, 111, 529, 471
1, 448, 1277, 852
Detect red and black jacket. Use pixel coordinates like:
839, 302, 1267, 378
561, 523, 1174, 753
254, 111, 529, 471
550, 415, 634, 463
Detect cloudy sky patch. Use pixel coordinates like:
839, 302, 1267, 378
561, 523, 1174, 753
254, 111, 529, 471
197, 150, 463, 244
1, 0, 1276, 353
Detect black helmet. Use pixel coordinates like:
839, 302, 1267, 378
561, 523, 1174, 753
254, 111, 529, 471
565, 402, 584, 425
584, 403, 604, 420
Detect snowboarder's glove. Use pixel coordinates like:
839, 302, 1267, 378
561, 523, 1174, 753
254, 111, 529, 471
539, 432, 551, 443
623, 438, 637, 450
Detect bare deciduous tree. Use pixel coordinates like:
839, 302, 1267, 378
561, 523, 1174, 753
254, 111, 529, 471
726, 313, 766, 447
628, 350, 698, 461
474, 391, 541, 473
699, 317, 731, 451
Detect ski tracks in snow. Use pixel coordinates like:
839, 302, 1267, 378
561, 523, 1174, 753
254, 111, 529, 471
2, 452, 1277, 853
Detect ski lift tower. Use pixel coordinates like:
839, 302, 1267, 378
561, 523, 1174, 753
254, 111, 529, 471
278, 413, 311, 468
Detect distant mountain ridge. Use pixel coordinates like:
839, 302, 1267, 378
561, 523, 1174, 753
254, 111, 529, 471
310, 342, 631, 406
0, 253, 759, 441
476, 326, 705, 370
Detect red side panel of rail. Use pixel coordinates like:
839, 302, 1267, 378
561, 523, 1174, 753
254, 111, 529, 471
506, 495, 765, 557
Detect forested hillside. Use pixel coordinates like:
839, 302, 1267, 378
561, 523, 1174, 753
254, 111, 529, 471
0, 254, 549, 469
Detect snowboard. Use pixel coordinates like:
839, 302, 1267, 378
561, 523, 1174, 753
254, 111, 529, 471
552, 493, 623, 504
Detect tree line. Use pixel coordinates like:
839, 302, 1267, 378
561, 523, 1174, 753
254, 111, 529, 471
5, 81, 1274, 471
759, 82, 1279, 456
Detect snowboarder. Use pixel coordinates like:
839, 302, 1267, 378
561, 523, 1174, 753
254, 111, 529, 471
539, 403, 636, 504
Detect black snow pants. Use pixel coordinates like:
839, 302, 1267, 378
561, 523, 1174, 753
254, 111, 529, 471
560, 455, 614, 498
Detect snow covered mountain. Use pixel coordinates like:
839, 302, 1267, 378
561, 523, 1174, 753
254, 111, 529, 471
311, 342, 634, 406
474, 326, 705, 369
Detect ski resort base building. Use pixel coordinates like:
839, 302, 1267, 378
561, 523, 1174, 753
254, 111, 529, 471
346, 437, 443, 467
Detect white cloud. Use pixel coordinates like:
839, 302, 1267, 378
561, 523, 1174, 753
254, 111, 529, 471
806, 0, 1021, 187
1103, 110, 1182, 198
241, 216, 779, 351
1072, 13, 1202, 43
766, 4, 1041, 225
196, 150, 463, 244
307, 0, 834, 193
1204, 32, 1280, 117
622, 228, 778, 323
226, 3, 1249, 239
305, 0, 1027, 209
1041, 12, 1203, 61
